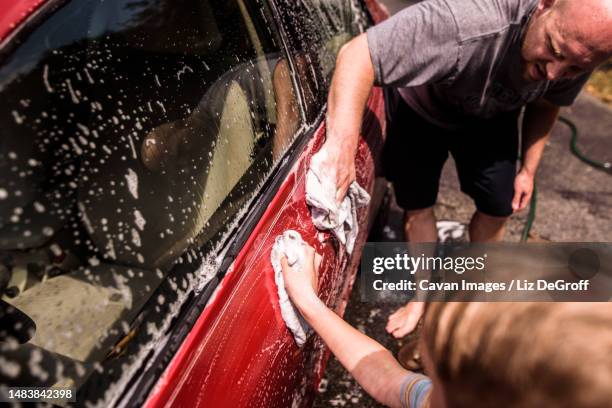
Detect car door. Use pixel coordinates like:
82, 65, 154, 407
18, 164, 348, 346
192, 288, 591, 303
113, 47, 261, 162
0, 0, 317, 404
142, 1, 387, 407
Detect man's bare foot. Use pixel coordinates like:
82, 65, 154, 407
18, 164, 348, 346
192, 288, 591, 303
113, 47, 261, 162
385, 301, 425, 338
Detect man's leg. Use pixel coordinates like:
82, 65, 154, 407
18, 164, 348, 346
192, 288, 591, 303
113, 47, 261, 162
381, 91, 450, 339
385, 207, 437, 338
454, 111, 521, 244
469, 211, 508, 242
404, 207, 438, 242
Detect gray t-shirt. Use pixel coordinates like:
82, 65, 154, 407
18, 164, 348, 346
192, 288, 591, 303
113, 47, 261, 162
367, 0, 590, 128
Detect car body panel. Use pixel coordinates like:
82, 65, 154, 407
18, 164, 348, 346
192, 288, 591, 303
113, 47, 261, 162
0, 0, 48, 43
364, 0, 390, 24
145, 85, 385, 407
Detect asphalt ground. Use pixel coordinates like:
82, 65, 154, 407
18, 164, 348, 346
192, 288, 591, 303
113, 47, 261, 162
314, 1, 612, 406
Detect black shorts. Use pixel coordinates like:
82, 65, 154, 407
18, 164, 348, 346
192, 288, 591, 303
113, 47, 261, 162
383, 90, 520, 217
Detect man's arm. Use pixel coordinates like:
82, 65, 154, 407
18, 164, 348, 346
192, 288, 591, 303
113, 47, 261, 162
280, 248, 409, 408
512, 98, 560, 212
322, 33, 375, 202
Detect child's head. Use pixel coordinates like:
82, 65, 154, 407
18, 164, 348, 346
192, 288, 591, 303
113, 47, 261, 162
422, 302, 612, 408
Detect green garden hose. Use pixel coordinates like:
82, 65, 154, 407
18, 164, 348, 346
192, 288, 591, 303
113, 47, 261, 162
520, 116, 612, 241
520, 182, 537, 242
560, 116, 612, 172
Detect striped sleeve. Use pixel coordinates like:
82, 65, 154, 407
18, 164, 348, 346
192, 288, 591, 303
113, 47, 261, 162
399, 373, 433, 408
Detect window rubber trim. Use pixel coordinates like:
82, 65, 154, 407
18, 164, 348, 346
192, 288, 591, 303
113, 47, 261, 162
0, 0, 68, 61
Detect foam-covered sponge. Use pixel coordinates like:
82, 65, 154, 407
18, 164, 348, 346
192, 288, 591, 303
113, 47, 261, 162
270, 230, 311, 346
306, 149, 370, 255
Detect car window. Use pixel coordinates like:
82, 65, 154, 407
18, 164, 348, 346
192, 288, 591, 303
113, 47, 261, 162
273, 0, 370, 122
0, 0, 301, 394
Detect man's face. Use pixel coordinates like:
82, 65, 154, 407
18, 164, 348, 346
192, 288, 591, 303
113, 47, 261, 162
521, 2, 605, 82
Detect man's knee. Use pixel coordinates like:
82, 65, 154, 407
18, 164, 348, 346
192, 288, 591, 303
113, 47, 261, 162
475, 211, 509, 227
404, 207, 437, 242
404, 207, 435, 223
470, 211, 508, 242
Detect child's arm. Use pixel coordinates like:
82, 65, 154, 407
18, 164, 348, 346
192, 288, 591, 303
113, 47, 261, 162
281, 247, 415, 408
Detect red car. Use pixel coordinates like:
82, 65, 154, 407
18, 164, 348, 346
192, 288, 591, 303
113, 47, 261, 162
0, 0, 388, 406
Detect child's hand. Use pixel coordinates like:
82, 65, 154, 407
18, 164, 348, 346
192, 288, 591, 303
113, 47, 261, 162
280, 244, 320, 310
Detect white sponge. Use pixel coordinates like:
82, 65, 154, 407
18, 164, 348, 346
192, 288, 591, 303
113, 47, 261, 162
270, 230, 311, 346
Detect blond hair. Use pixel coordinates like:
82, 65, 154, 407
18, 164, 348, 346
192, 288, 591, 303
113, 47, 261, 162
423, 303, 612, 408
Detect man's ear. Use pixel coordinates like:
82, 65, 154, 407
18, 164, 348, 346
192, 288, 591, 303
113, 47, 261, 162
538, 0, 557, 12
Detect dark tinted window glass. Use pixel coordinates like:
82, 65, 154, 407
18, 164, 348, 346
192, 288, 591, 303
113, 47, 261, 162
0, 0, 300, 396
274, 0, 370, 122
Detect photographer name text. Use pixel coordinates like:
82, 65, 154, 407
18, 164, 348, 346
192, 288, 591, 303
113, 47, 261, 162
373, 279, 591, 293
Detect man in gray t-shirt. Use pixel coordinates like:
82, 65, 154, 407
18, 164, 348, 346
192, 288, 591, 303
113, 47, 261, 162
315, 0, 612, 337
368, 0, 592, 127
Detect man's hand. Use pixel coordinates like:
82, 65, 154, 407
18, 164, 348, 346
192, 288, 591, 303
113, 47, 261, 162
515, 98, 559, 212
314, 142, 357, 204
512, 168, 535, 212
